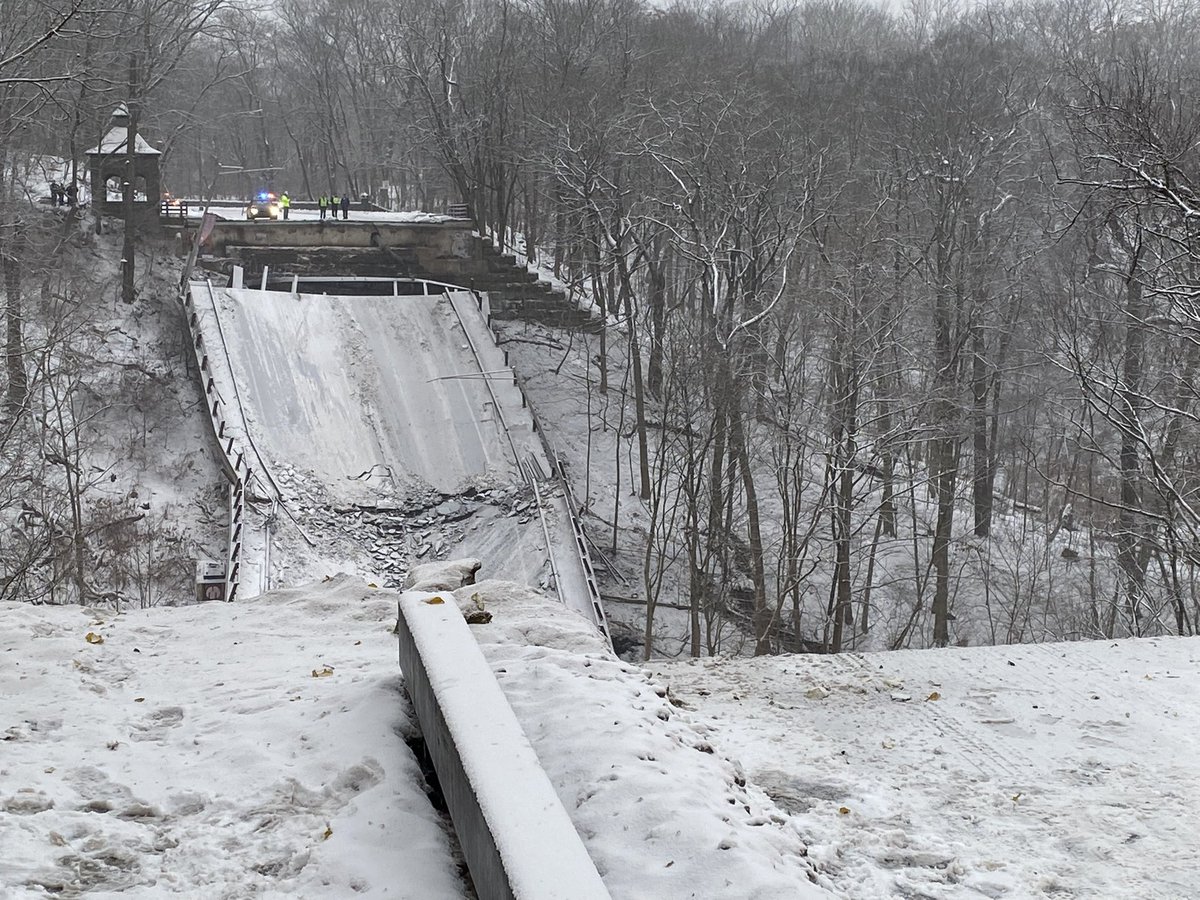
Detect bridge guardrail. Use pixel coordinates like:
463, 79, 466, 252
160, 200, 189, 224
449, 289, 611, 647
179, 280, 251, 601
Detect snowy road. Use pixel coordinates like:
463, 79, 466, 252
651, 638, 1200, 899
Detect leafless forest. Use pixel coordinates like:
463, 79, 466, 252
3, 0, 1200, 654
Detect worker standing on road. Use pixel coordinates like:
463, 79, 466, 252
318, 194, 328, 220
340, 193, 350, 220
280, 191, 291, 220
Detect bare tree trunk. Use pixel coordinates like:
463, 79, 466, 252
971, 322, 993, 536
553, 192, 566, 278
861, 513, 885, 636
523, 181, 538, 266
721, 349, 770, 654
734, 416, 770, 655
930, 259, 958, 647
706, 336, 729, 644
829, 476, 854, 652
647, 236, 666, 399
689, 561, 703, 656
930, 444, 956, 647
587, 222, 609, 395
879, 160, 905, 538
1, 224, 27, 418
121, 53, 141, 305
616, 253, 651, 501
829, 322, 859, 652
1116, 256, 1147, 631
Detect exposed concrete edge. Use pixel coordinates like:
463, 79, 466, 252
396, 592, 611, 900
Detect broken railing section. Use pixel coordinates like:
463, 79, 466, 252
558, 472, 610, 640
180, 281, 250, 601
396, 592, 611, 900
518, 378, 611, 645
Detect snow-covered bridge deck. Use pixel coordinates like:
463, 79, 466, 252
188, 281, 604, 628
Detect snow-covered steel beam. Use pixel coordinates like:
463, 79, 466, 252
396, 592, 611, 900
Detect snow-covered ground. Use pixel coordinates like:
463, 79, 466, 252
1, 570, 830, 899
456, 578, 829, 899
651, 639, 1200, 898
0, 578, 467, 898
9, 570, 1197, 898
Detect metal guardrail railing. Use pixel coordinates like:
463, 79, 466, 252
447, 289, 612, 647
443, 290, 521, 473
159, 200, 189, 223
256, 274, 475, 297
558, 472, 611, 642
179, 281, 251, 601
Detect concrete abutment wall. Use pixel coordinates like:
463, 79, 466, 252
201, 220, 590, 325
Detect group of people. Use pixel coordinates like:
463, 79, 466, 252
318, 193, 351, 220
49, 181, 78, 207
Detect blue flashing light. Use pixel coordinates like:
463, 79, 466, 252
257, 191, 268, 201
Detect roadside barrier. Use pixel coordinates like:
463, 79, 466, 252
396, 592, 611, 900
179, 280, 251, 601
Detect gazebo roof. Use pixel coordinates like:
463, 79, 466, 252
85, 125, 161, 157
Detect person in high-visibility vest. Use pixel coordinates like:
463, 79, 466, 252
318, 194, 328, 220
280, 191, 291, 220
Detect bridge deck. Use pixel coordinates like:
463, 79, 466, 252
194, 284, 601, 624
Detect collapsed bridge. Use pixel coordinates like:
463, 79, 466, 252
179, 212, 613, 896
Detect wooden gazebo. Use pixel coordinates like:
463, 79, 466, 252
85, 105, 161, 225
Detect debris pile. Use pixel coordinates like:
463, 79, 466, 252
267, 465, 537, 587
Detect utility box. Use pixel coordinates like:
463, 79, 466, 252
195, 559, 227, 602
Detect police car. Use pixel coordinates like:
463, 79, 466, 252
246, 191, 281, 220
